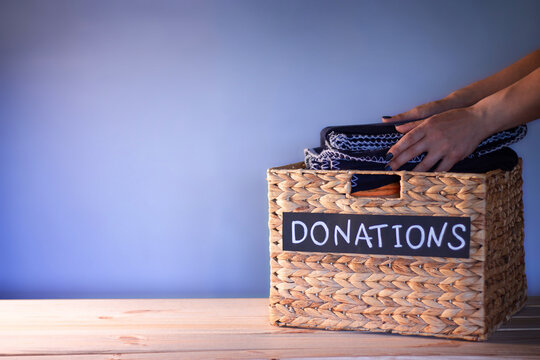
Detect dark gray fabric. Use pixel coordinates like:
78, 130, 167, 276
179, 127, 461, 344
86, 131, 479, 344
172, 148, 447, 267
305, 120, 526, 191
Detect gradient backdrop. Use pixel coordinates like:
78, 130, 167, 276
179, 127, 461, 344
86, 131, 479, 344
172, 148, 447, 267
1, 0, 539, 298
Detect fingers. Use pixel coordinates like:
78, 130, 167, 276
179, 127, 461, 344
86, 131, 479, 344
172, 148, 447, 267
386, 128, 426, 171
381, 116, 421, 133
381, 99, 450, 132
401, 99, 449, 120
434, 157, 458, 172
388, 143, 456, 173
382, 106, 479, 173
381, 115, 398, 123
387, 126, 424, 159
412, 152, 442, 172
394, 121, 421, 134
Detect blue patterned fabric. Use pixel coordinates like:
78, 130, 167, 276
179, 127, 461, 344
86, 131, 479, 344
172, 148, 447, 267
304, 120, 526, 191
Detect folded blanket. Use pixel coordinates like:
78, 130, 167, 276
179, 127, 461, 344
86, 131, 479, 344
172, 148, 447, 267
305, 120, 526, 192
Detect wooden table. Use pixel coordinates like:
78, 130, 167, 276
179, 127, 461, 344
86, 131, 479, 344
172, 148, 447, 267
0, 297, 539, 359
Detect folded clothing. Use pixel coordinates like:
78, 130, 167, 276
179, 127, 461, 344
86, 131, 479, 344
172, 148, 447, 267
319, 121, 526, 156
305, 120, 526, 192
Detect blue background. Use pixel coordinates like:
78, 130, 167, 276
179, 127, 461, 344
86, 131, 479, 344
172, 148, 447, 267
1, 0, 539, 298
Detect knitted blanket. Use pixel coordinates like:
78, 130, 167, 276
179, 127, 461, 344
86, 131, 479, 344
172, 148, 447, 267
304, 120, 526, 191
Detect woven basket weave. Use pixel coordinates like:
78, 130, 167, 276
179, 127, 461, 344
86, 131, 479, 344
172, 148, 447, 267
267, 160, 527, 341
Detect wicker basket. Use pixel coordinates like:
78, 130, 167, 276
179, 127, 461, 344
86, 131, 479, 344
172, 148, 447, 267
267, 160, 527, 341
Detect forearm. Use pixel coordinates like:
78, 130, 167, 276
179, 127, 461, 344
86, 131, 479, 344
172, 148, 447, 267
443, 49, 540, 108
472, 66, 540, 135
384, 49, 540, 125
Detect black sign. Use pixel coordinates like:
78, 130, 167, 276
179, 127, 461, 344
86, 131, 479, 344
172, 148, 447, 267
282, 212, 470, 258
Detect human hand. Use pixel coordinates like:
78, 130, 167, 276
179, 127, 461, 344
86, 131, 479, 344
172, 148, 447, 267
381, 96, 462, 133
380, 49, 540, 173
383, 107, 489, 172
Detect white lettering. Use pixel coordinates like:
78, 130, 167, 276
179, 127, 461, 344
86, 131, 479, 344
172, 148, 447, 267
334, 220, 351, 246
427, 222, 448, 248
311, 221, 329, 246
392, 225, 403, 248
406, 225, 425, 250
449, 224, 467, 251
292, 221, 308, 244
369, 224, 388, 248
354, 223, 373, 248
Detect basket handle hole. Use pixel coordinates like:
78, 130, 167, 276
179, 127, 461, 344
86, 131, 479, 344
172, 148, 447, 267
350, 174, 401, 198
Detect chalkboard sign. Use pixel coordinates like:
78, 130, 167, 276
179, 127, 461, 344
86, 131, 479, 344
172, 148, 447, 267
282, 212, 470, 258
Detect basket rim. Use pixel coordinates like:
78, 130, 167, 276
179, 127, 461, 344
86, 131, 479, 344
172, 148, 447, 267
267, 160, 520, 179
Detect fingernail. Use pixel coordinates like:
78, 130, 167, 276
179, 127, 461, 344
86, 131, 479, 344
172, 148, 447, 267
385, 165, 392, 171
385, 152, 393, 161
382, 116, 392, 119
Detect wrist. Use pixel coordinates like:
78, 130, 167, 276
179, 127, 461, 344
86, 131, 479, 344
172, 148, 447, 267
469, 103, 498, 140
443, 91, 469, 109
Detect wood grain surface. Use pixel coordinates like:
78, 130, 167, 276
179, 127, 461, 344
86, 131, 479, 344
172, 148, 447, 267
0, 297, 538, 359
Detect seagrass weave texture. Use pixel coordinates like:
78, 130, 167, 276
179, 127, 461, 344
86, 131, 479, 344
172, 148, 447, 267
267, 160, 526, 341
